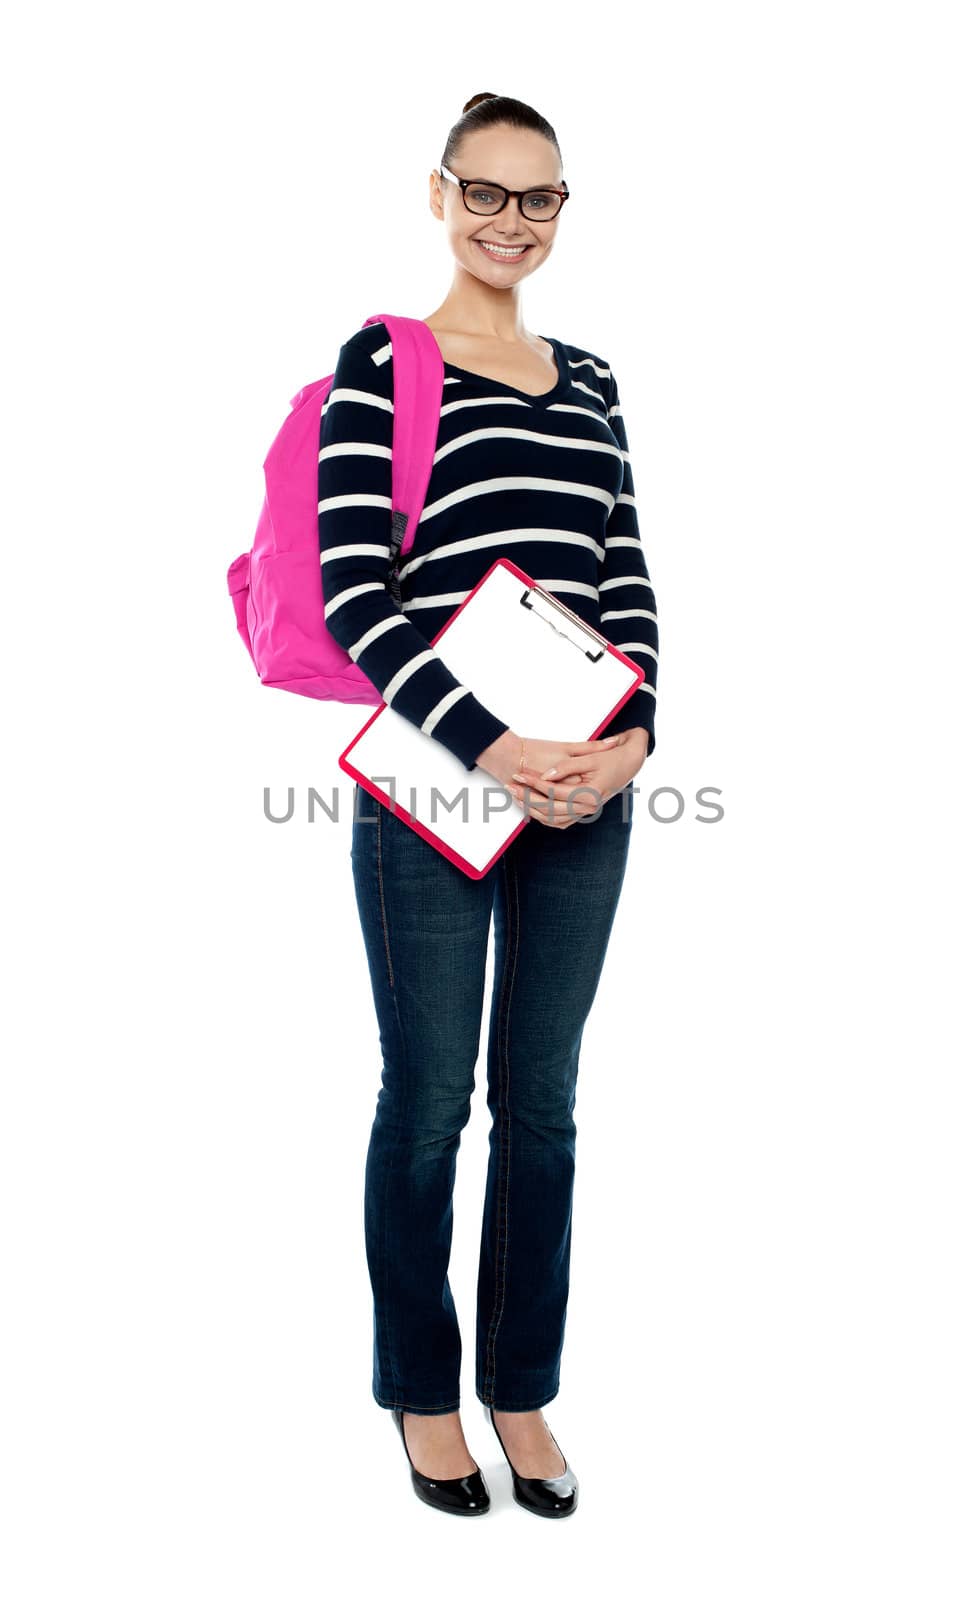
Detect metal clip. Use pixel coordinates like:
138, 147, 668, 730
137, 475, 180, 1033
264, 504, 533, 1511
519, 587, 605, 663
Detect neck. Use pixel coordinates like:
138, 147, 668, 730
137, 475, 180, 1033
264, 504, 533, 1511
426, 270, 527, 342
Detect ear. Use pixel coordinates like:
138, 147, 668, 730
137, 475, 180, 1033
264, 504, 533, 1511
428, 170, 446, 221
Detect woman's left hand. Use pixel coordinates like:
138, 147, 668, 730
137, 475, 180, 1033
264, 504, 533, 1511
505, 728, 648, 829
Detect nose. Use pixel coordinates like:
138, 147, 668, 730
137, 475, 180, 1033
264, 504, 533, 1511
493, 194, 527, 234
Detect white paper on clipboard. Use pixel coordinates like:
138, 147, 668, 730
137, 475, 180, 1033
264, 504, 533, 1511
339, 558, 644, 879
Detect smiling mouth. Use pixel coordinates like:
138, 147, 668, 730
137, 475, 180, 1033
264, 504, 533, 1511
475, 239, 532, 258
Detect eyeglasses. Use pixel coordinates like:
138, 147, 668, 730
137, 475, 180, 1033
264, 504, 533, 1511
439, 163, 570, 222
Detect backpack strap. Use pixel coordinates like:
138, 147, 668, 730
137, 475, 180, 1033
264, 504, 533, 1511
360, 314, 444, 607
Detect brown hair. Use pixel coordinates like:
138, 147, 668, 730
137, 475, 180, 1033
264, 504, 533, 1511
440, 93, 563, 172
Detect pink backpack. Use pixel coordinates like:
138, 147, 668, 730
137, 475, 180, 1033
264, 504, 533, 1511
226, 313, 444, 702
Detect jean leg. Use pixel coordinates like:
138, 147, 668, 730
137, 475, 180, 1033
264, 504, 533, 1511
476, 789, 634, 1408
350, 787, 496, 1414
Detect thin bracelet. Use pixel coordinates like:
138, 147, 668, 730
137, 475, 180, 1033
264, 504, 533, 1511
519, 737, 527, 771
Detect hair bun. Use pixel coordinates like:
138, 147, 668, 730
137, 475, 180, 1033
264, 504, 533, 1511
462, 92, 498, 114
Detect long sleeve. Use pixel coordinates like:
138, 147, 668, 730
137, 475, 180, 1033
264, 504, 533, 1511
597, 368, 659, 757
316, 335, 511, 771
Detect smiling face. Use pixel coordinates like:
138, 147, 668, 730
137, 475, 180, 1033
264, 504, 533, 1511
430, 124, 564, 287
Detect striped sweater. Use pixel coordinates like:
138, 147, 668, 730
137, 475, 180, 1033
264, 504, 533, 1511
316, 321, 659, 772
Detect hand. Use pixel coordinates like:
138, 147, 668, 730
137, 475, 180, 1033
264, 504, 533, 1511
475, 729, 626, 821
506, 728, 648, 829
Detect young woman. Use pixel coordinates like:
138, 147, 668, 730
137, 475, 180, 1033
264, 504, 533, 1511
317, 93, 659, 1518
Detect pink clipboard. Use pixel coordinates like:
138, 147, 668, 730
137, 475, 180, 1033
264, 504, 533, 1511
338, 557, 645, 879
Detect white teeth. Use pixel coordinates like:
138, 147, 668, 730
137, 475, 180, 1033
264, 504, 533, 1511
477, 240, 528, 258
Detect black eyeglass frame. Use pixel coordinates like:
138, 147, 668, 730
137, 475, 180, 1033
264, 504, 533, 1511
438, 163, 570, 220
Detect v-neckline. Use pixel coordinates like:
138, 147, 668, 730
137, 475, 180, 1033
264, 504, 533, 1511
440, 335, 570, 406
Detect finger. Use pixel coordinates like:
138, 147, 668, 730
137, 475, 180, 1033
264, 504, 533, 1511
528, 807, 577, 830
529, 758, 607, 785
507, 786, 562, 812
506, 784, 602, 817
518, 780, 603, 813
565, 734, 623, 756
524, 739, 611, 776
513, 769, 585, 797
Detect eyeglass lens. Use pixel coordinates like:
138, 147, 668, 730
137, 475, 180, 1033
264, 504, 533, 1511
463, 184, 562, 221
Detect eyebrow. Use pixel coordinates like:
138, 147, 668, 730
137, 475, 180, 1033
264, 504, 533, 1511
466, 176, 560, 189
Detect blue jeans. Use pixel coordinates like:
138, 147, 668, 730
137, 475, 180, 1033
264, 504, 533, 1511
350, 781, 634, 1415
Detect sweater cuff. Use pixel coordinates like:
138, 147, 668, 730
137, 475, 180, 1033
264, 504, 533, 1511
600, 695, 656, 759
435, 696, 511, 773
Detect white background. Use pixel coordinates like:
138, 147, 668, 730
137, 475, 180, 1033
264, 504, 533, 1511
3, 2, 977, 1594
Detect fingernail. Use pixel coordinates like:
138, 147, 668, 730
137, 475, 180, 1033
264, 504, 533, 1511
543, 767, 557, 777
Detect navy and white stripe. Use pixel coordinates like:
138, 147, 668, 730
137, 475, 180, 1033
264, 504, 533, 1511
317, 322, 659, 770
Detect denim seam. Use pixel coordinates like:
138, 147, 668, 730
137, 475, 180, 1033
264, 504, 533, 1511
374, 799, 397, 1397
374, 1397, 461, 1412
484, 850, 519, 1405
375, 802, 396, 991
477, 1382, 560, 1411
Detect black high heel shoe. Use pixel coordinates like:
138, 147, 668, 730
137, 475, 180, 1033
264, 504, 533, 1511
392, 1408, 491, 1516
483, 1403, 579, 1517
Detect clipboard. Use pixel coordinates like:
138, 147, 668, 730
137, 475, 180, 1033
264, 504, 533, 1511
338, 557, 645, 879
